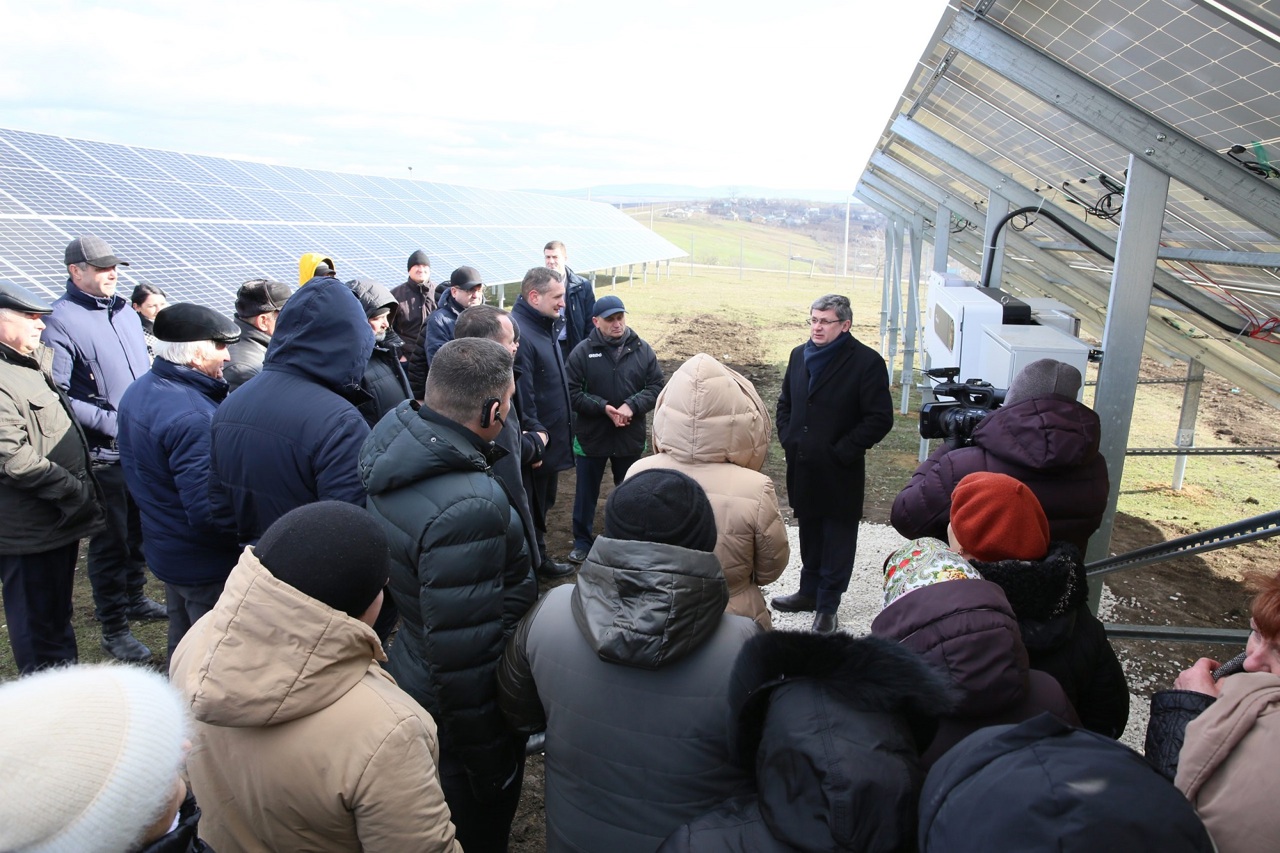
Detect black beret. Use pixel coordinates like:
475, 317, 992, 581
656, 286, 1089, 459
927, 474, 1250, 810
153, 303, 241, 344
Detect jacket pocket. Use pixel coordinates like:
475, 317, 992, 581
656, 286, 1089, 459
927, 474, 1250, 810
30, 392, 66, 439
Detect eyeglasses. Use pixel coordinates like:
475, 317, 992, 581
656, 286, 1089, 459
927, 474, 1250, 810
808, 317, 841, 326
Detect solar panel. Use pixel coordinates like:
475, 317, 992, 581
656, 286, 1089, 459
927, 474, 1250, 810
0, 127, 681, 314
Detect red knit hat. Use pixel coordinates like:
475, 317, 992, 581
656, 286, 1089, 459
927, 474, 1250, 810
950, 472, 1050, 562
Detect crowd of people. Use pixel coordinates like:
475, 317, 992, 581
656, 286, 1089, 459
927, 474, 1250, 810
0, 233, 1271, 852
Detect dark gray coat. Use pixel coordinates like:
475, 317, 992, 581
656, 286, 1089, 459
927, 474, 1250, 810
511, 298, 573, 471
499, 537, 760, 853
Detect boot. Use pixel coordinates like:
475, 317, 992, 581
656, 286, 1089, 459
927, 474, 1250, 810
771, 592, 817, 613
101, 630, 152, 662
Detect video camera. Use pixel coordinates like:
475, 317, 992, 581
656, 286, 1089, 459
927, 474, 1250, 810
919, 367, 1006, 447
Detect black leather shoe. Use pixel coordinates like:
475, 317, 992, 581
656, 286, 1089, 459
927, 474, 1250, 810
566, 547, 589, 564
812, 612, 839, 634
126, 596, 168, 621
101, 630, 152, 662
525, 732, 547, 755
537, 559, 576, 580
771, 592, 817, 613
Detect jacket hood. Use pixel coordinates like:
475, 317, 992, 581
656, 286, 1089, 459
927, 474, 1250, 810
571, 536, 728, 670
263, 276, 374, 395
651, 353, 771, 470
871, 579, 1031, 718
298, 252, 334, 287
730, 631, 954, 849
972, 540, 1086, 624
972, 395, 1102, 470
346, 277, 398, 320
921, 713, 1215, 852
359, 402, 490, 496
172, 548, 385, 728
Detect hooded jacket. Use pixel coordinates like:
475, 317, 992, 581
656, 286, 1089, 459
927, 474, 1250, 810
1174, 671, 1280, 853
346, 277, 412, 428
117, 358, 238, 585
973, 541, 1129, 738
209, 277, 374, 545
565, 325, 663, 458
919, 713, 1214, 852
223, 317, 271, 393
170, 549, 461, 853
360, 402, 536, 802
891, 394, 1110, 553
660, 631, 953, 853
40, 281, 150, 463
870, 578, 1079, 769
498, 536, 760, 853
391, 276, 437, 394
0, 341, 105, 554
629, 354, 788, 628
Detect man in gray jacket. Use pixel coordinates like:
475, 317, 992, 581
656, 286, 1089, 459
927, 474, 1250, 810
224, 278, 291, 392
0, 280, 105, 673
499, 469, 759, 852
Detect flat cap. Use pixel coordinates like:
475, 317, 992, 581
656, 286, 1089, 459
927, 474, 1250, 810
0, 280, 54, 315
153, 303, 241, 344
64, 235, 129, 268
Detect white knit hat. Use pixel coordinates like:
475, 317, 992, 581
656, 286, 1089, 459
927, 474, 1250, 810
0, 664, 188, 853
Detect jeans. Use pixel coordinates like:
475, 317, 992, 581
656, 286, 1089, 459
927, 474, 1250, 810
164, 579, 226, 659
571, 454, 639, 550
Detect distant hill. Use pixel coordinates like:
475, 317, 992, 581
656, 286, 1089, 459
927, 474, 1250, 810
524, 184, 865, 206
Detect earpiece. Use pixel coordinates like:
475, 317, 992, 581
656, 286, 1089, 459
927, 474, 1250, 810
480, 397, 500, 428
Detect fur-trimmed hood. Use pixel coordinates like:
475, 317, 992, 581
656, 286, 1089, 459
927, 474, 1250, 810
973, 541, 1086, 653
727, 631, 955, 849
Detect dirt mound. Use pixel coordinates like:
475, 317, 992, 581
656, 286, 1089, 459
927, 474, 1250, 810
649, 313, 767, 367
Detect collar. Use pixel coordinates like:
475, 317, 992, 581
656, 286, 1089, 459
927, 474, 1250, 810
152, 357, 230, 402
63, 280, 124, 312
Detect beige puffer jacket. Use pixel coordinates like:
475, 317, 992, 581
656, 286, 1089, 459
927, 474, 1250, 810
170, 549, 461, 853
629, 353, 789, 628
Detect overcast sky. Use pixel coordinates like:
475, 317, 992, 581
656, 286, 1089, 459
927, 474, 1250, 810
0, 0, 951, 194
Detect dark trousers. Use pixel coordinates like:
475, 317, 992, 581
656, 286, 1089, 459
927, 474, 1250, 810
164, 579, 226, 659
0, 541, 80, 674
438, 744, 525, 853
88, 463, 148, 634
524, 465, 560, 563
571, 454, 638, 550
797, 514, 860, 614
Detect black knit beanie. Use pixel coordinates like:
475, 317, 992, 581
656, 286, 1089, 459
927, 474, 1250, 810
256, 501, 390, 618
604, 469, 718, 552
407, 249, 431, 270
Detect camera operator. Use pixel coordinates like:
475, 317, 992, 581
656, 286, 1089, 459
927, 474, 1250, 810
891, 358, 1109, 554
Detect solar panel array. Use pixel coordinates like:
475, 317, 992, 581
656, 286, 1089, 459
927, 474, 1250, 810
858, 0, 1280, 406
0, 128, 683, 310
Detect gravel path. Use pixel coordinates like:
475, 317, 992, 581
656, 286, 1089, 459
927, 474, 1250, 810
761, 521, 1149, 751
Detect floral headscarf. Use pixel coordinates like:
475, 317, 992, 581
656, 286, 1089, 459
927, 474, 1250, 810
882, 537, 982, 609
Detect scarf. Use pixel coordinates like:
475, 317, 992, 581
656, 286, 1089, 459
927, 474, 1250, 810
803, 332, 849, 392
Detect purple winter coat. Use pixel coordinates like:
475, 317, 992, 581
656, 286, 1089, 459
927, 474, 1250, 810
890, 394, 1109, 553
870, 578, 1080, 769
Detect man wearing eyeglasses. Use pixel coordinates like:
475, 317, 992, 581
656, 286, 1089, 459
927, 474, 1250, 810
225, 278, 292, 392
772, 293, 893, 634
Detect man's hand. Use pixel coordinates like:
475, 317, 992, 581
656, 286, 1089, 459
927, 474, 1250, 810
1174, 657, 1222, 697
605, 404, 632, 428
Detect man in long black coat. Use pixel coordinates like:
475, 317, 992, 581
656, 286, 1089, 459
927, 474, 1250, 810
772, 294, 893, 633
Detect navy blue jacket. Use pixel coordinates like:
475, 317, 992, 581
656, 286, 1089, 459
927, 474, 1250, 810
423, 289, 467, 366
210, 277, 374, 545
41, 281, 150, 463
511, 298, 574, 472
562, 268, 597, 355
118, 358, 239, 586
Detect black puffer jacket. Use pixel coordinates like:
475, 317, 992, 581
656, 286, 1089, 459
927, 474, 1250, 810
346, 278, 412, 428
565, 326, 663, 458
891, 394, 1110, 553
973, 541, 1130, 738
660, 631, 953, 853
360, 401, 535, 802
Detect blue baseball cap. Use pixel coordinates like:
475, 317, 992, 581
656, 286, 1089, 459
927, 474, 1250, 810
593, 295, 625, 318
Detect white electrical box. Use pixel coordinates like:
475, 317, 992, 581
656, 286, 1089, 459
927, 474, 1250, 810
1023, 297, 1081, 338
979, 324, 1091, 399
926, 279, 1007, 381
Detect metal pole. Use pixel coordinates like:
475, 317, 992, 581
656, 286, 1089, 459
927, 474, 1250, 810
980, 191, 1009, 288
689, 239, 694, 276
739, 236, 744, 282
1172, 359, 1206, 490
900, 217, 923, 412
843, 194, 852, 276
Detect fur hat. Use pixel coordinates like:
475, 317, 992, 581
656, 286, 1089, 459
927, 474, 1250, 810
950, 472, 1050, 562
1003, 358, 1082, 406
0, 664, 187, 853
256, 501, 390, 618
883, 537, 982, 609
604, 469, 717, 552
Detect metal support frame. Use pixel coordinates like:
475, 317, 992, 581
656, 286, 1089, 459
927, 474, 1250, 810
901, 217, 924, 411
1087, 509, 1280, 578
886, 217, 905, 378
1036, 242, 1280, 270
1173, 359, 1206, 490
1102, 624, 1249, 644
941, 12, 1280, 238
979, 190, 1009, 288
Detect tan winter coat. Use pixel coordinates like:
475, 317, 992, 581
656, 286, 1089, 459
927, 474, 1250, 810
170, 549, 461, 853
1176, 671, 1280, 853
629, 353, 789, 628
